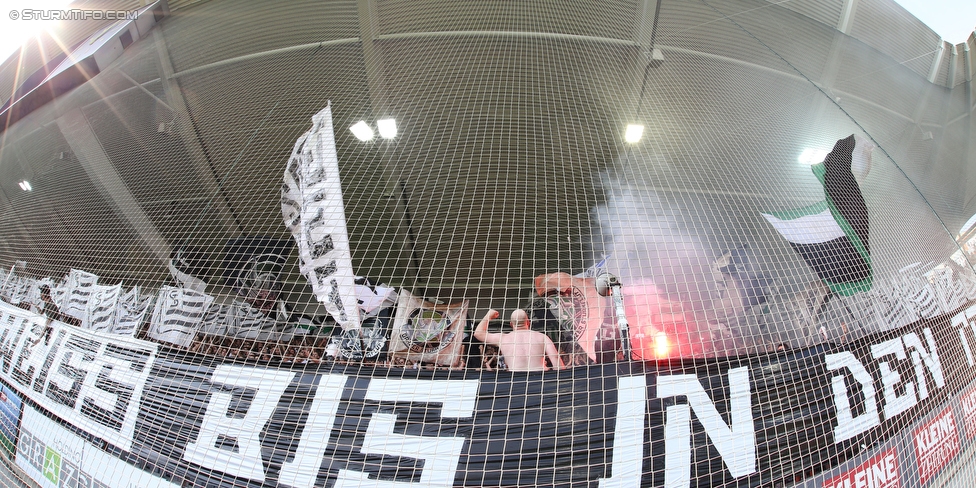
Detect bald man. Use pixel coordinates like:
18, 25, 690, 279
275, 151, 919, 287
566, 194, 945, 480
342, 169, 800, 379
475, 309, 565, 372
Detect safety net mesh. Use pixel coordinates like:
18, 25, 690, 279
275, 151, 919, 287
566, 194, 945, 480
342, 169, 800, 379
0, 0, 974, 486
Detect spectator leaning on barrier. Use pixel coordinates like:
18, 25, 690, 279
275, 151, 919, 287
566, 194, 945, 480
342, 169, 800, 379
474, 309, 565, 372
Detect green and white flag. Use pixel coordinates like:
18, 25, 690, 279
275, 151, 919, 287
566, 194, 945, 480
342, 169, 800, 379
762, 135, 874, 296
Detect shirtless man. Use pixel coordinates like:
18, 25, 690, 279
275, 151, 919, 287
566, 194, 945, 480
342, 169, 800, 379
474, 309, 565, 372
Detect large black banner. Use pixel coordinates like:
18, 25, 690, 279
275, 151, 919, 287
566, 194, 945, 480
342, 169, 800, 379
2, 300, 976, 487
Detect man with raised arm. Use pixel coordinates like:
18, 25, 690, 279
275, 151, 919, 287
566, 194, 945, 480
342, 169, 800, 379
475, 309, 565, 372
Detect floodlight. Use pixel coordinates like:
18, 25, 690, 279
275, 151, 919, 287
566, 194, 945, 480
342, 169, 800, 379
624, 124, 643, 143
798, 148, 828, 165
349, 121, 374, 141
377, 118, 397, 139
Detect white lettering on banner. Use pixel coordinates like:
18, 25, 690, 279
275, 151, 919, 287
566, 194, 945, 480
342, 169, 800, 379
13, 323, 55, 391
46, 336, 100, 405
663, 403, 693, 488
822, 448, 900, 488
962, 388, 976, 439
0, 314, 30, 367
870, 338, 916, 420
184, 365, 297, 482
0, 302, 156, 452
657, 367, 756, 488
827, 351, 880, 442
85, 354, 142, 415
3, 292, 970, 486
598, 368, 756, 487
829, 327, 948, 444
278, 374, 348, 488
902, 330, 944, 400
952, 306, 976, 367
598, 375, 647, 487
952, 308, 976, 366
334, 378, 479, 487
913, 406, 961, 484
915, 414, 955, 452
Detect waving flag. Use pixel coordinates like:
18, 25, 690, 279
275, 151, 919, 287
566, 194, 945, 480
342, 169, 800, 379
871, 285, 914, 330
909, 281, 942, 319
148, 286, 213, 347
168, 247, 211, 294
931, 267, 963, 312
198, 302, 231, 337
762, 135, 874, 296
0, 265, 19, 303
1, 275, 29, 306
49, 276, 68, 310
355, 276, 398, 317
22, 279, 43, 311
221, 236, 292, 314
388, 289, 467, 366
82, 283, 122, 332
61, 269, 100, 321
952, 266, 976, 302
534, 272, 618, 363
282, 103, 361, 330
114, 287, 152, 337
227, 299, 285, 341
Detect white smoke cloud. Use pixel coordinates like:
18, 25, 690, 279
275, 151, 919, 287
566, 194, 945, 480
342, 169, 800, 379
586, 171, 750, 357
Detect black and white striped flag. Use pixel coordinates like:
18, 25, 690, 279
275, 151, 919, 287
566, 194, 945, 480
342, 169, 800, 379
61, 269, 99, 321
910, 280, 943, 319
114, 289, 152, 337
82, 283, 121, 332
954, 269, 976, 302
118, 285, 140, 308
931, 267, 963, 312
1, 275, 29, 306
168, 248, 210, 294
148, 285, 213, 347
227, 299, 281, 341
50, 276, 68, 310
23, 279, 43, 311
198, 302, 231, 337
872, 283, 915, 330
762, 135, 874, 297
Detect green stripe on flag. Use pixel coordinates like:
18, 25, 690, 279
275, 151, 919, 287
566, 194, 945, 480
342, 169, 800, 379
826, 276, 872, 296
764, 200, 829, 221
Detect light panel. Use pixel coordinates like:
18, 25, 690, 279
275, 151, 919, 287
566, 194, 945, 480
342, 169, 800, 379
624, 124, 643, 143
349, 121, 374, 141
798, 148, 828, 165
377, 118, 397, 139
